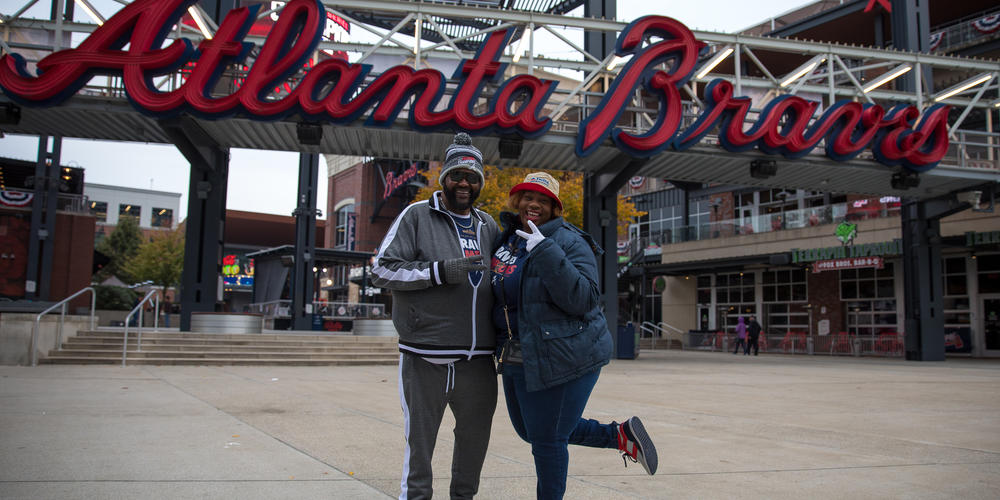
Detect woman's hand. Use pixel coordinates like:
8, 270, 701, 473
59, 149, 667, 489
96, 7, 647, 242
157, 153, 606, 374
515, 220, 545, 252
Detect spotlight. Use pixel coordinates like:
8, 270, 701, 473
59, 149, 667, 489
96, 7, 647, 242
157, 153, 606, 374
749, 159, 777, 179
890, 171, 920, 190
296, 122, 323, 146
498, 135, 523, 160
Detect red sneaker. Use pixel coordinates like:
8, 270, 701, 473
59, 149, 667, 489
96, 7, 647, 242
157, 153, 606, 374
617, 416, 658, 475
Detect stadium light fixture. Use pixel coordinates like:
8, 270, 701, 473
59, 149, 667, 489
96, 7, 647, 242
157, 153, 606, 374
695, 46, 733, 80
862, 64, 912, 93
933, 73, 992, 102
780, 55, 825, 88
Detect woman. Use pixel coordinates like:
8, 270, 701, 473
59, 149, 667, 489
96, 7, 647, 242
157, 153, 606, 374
489, 172, 658, 499
733, 316, 748, 355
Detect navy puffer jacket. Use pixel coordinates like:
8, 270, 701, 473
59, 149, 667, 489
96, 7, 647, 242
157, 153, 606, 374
496, 212, 613, 392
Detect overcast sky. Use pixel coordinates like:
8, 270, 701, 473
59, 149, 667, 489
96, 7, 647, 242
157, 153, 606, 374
0, 0, 811, 221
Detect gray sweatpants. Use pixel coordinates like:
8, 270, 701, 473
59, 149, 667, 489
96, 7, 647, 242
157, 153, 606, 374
398, 353, 497, 500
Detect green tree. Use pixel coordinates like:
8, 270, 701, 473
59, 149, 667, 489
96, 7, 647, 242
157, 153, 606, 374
123, 229, 184, 294
414, 164, 644, 237
95, 216, 143, 283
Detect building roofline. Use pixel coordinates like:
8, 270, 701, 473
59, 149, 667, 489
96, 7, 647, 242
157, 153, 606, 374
85, 182, 182, 198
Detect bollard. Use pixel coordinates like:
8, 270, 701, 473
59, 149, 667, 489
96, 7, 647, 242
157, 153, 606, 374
852, 337, 861, 357
807, 336, 814, 355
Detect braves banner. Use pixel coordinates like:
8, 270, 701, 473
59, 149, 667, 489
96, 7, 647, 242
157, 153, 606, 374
0, 190, 33, 207
972, 14, 1000, 34
0, 0, 950, 172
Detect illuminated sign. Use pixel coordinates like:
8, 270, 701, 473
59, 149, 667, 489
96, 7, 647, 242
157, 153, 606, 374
222, 253, 255, 287
0, 0, 950, 171
383, 163, 422, 200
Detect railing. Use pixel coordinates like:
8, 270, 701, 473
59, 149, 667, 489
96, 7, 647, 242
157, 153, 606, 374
30, 286, 96, 366
121, 289, 160, 367
686, 329, 905, 357
625, 202, 857, 259
927, 8, 1000, 55
639, 321, 686, 350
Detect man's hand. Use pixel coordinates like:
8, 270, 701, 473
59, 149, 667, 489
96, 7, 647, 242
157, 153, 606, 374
442, 255, 487, 283
515, 220, 545, 252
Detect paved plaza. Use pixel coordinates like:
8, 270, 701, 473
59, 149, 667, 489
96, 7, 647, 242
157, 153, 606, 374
1, 350, 999, 499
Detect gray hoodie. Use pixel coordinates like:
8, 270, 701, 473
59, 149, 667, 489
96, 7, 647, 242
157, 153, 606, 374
372, 191, 500, 360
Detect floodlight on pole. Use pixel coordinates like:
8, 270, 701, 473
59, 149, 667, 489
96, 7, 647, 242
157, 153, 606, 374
933, 73, 993, 102
695, 46, 733, 80
862, 64, 912, 93
779, 55, 825, 88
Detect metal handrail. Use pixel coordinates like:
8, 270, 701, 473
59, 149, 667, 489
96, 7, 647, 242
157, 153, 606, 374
30, 286, 97, 366
121, 290, 160, 367
640, 321, 667, 350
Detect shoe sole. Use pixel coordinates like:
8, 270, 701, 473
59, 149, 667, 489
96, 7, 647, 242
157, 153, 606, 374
626, 417, 658, 475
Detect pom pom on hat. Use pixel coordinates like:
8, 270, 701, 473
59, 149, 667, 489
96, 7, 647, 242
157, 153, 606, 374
439, 132, 485, 186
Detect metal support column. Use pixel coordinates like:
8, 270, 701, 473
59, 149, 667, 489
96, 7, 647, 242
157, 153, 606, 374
891, 0, 930, 91
25, 135, 61, 301
291, 152, 321, 331
290, 123, 323, 331
161, 117, 229, 331
900, 194, 973, 361
583, 155, 645, 337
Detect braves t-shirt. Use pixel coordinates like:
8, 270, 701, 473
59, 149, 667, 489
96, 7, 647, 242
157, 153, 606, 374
449, 211, 482, 287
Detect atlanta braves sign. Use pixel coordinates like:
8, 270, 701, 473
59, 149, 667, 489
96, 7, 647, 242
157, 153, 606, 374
0, 0, 950, 171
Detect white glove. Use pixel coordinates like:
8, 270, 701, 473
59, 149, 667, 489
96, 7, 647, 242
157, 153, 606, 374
515, 220, 545, 253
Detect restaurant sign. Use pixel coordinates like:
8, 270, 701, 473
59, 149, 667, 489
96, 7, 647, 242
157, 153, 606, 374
965, 230, 1000, 247
791, 239, 902, 264
812, 256, 884, 273
0, 0, 950, 171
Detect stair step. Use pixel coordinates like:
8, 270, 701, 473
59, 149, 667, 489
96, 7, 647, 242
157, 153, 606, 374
42, 356, 400, 366
56, 343, 398, 352
48, 349, 398, 359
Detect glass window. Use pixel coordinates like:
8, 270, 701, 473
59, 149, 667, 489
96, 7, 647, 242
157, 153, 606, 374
119, 204, 140, 223
151, 208, 173, 228
89, 201, 107, 222
335, 204, 355, 249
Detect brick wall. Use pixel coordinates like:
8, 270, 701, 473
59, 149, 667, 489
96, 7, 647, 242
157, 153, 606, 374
807, 269, 844, 335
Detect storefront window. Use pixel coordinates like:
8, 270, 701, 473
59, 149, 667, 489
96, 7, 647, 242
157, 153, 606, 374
841, 262, 896, 336
715, 272, 755, 333
151, 208, 173, 228
977, 254, 1000, 294
89, 200, 107, 222
762, 269, 808, 336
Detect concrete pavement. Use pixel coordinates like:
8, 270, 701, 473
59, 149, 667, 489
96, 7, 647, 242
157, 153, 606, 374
1, 350, 999, 499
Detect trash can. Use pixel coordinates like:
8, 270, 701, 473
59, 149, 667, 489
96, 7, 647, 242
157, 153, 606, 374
616, 323, 639, 359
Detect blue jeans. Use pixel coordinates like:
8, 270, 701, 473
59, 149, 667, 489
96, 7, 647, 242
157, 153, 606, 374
501, 365, 617, 500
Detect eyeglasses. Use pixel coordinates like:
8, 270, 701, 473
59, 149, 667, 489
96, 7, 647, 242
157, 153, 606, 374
447, 171, 481, 184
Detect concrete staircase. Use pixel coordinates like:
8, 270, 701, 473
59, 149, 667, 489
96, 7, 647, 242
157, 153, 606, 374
639, 337, 682, 351
43, 330, 400, 366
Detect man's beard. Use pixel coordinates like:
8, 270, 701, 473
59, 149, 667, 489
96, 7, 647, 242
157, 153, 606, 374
443, 184, 480, 212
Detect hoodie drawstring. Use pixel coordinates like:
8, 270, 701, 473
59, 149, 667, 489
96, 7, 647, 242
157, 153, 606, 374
444, 362, 456, 394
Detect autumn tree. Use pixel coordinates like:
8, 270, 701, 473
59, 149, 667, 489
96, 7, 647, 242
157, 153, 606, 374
94, 216, 142, 283
123, 229, 184, 298
414, 163, 644, 237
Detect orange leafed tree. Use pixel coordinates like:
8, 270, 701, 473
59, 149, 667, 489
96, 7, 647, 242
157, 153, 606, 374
413, 164, 645, 238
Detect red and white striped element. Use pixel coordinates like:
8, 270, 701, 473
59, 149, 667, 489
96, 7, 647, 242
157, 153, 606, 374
0, 190, 33, 207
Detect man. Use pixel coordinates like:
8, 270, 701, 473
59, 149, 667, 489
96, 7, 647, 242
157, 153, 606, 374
747, 315, 763, 356
372, 132, 500, 500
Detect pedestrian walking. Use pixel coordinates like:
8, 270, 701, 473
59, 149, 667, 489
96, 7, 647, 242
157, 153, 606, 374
747, 315, 763, 356
733, 316, 748, 355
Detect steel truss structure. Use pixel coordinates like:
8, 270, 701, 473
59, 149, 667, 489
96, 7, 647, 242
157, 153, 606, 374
1, 0, 998, 199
